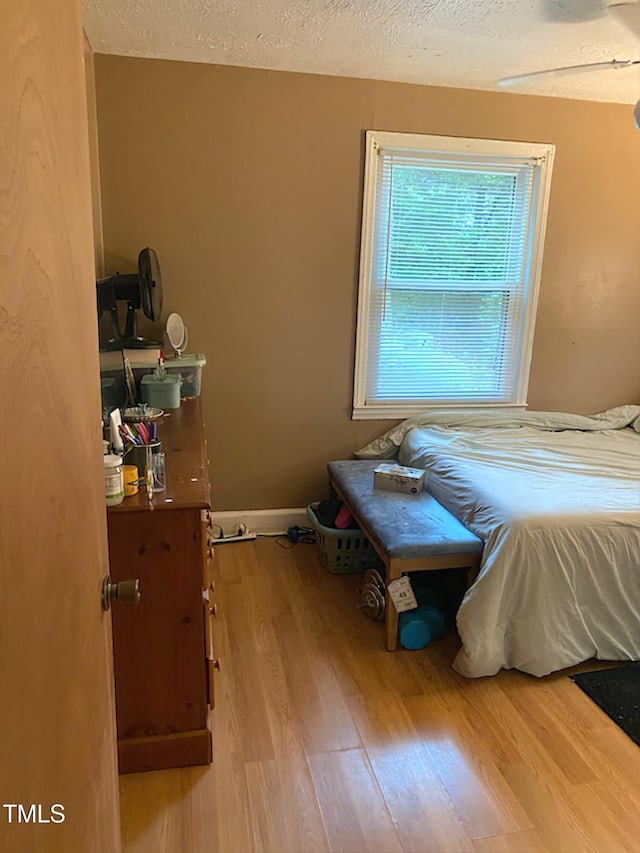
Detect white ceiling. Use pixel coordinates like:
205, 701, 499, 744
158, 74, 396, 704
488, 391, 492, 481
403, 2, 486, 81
84, 0, 640, 104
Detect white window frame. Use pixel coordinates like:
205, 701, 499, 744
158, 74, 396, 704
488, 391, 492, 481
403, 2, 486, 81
353, 130, 555, 420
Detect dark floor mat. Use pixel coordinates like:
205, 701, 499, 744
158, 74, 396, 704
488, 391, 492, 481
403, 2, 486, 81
572, 664, 640, 747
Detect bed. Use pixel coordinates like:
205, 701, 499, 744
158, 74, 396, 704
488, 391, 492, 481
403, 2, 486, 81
356, 406, 640, 678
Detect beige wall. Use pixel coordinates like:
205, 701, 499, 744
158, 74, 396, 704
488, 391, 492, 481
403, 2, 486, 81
94, 55, 640, 510
83, 33, 104, 277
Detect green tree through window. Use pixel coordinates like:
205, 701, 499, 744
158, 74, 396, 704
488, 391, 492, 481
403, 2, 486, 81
353, 131, 555, 418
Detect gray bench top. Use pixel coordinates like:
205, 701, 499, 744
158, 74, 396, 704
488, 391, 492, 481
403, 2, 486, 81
328, 460, 483, 560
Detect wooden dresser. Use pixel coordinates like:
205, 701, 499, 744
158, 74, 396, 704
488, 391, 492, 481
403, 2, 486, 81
107, 399, 217, 774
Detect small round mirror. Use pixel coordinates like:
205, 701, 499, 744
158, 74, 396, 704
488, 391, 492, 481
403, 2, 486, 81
165, 312, 188, 356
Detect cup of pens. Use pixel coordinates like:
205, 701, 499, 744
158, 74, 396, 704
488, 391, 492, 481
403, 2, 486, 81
119, 422, 164, 493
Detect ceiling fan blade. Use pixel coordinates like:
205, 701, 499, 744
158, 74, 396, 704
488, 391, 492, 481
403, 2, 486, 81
607, 2, 640, 38
497, 58, 640, 86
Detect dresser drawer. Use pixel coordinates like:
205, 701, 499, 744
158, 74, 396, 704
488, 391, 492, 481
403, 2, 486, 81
108, 400, 213, 773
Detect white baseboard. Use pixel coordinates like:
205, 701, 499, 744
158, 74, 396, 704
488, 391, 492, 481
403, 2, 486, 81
210, 507, 309, 536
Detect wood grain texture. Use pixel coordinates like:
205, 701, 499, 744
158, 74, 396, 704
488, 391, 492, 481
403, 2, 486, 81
109, 507, 208, 737
347, 691, 475, 853
108, 399, 210, 512
108, 401, 212, 773
308, 748, 403, 853
118, 730, 212, 775
245, 756, 329, 853
119, 539, 640, 853
0, 2, 121, 852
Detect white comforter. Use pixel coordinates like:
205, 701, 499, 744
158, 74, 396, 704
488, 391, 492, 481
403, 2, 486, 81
358, 407, 640, 677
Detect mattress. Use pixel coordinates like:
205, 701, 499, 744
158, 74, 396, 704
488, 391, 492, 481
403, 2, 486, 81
395, 419, 640, 677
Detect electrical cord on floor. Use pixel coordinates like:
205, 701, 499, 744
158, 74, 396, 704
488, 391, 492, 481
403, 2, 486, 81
210, 522, 225, 540
271, 525, 317, 549
210, 522, 250, 541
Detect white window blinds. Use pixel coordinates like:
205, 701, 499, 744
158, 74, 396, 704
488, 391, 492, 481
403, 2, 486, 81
353, 132, 555, 419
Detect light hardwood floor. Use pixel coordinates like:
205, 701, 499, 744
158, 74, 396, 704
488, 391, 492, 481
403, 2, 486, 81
120, 538, 640, 853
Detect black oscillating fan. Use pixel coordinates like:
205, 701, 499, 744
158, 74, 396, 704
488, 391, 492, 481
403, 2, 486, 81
97, 247, 163, 349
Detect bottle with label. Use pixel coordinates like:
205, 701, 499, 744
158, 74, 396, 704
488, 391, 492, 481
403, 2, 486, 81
104, 454, 124, 506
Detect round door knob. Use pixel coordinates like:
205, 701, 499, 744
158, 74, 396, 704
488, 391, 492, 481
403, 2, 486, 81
102, 576, 142, 611
212, 658, 221, 671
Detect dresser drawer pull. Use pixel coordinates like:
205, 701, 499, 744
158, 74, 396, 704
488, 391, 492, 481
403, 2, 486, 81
209, 603, 218, 618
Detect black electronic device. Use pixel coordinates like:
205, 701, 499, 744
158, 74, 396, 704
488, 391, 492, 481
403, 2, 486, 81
97, 247, 163, 349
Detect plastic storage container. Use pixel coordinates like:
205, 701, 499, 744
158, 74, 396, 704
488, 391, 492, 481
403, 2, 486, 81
306, 502, 384, 574
141, 373, 181, 409
104, 454, 124, 506
163, 353, 206, 397
109, 354, 207, 402
122, 464, 139, 497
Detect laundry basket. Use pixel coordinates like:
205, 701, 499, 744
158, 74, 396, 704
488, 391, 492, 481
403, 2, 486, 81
306, 502, 384, 574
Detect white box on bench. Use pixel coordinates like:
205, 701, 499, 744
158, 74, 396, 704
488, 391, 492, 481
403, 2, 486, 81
373, 463, 427, 495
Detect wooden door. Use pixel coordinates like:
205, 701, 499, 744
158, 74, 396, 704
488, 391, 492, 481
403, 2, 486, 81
0, 2, 122, 852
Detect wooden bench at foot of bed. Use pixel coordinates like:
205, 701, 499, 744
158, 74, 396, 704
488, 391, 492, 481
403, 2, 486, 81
327, 460, 484, 651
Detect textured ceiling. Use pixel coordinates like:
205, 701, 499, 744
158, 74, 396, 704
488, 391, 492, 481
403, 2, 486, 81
84, 0, 640, 104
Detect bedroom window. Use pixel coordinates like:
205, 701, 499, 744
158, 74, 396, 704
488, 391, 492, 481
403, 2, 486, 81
353, 130, 555, 419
